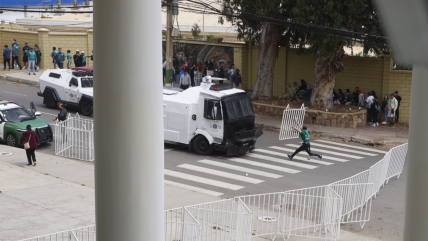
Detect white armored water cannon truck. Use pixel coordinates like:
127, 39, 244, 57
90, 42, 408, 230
163, 76, 263, 156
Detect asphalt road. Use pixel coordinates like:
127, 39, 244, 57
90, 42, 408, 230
0, 79, 406, 240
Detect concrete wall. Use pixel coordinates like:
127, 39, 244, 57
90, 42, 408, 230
0, 27, 93, 69
243, 47, 412, 122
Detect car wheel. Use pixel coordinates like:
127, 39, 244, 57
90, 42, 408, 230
80, 101, 92, 116
6, 133, 18, 147
192, 135, 213, 155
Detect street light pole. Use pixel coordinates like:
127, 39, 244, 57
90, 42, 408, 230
94, 0, 165, 240
165, 0, 174, 87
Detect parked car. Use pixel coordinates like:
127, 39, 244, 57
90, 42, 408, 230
0, 101, 53, 147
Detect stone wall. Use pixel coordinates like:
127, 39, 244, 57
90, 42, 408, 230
253, 102, 367, 129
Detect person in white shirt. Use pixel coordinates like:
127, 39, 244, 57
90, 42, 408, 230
365, 92, 374, 124
358, 90, 365, 107
387, 93, 398, 127
227, 64, 235, 82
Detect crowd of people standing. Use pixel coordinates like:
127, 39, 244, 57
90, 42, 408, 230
2, 38, 93, 74
333, 86, 402, 127
163, 54, 242, 90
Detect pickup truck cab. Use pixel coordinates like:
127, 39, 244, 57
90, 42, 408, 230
163, 77, 263, 156
37, 68, 93, 116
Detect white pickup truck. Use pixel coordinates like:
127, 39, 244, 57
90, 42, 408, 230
37, 67, 93, 116
163, 76, 263, 156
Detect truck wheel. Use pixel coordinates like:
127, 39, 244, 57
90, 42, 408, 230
43, 92, 57, 109
6, 133, 18, 147
193, 135, 213, 155
80, 101, 92, 116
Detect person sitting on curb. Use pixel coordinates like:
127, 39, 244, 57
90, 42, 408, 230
287, 117, 322, 160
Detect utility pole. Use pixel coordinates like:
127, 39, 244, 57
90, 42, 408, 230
165, 0, 174, 87
74, 0, 77, 8
94, 0, 165, 239
58, 0, 61, 9
86, 0, 89, 6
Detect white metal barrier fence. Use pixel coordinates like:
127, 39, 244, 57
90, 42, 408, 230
21, 144, 408, 241
279, 104, 306, 140
53, 114, 94, 162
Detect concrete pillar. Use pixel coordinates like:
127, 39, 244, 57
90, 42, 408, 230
37, 28, 50, 69
403, 65, 428, 240
93, 0, 164, 240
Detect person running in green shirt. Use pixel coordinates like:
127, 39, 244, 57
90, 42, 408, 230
287, 117, 322, 160
26, 47, 37, 75
66, 50, 72, 69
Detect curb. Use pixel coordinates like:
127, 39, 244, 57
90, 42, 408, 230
0, 74, 39, 86
257, 122, 383, 146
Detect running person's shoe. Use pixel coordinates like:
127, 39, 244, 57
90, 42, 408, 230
287, 154, 292, 160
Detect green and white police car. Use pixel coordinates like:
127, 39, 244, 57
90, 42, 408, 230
0, 100, 53, 147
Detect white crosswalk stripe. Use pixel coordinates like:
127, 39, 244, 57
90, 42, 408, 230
164, 169, 244, 190
309, 142, 378, 156
254, 149, 334, 165
269, 146, 349, 162
315, 140, 388, 154
227, 157, 300, 174
164, 180, 224, 197
178, 164, 264, 184
198, 159, 283, 178
285, 144, 364, 159
247, 153, 318, 169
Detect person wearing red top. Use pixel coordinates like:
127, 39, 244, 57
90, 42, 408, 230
19, 125, 40, 166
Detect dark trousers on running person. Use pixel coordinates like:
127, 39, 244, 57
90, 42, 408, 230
12, 56, 22, 69
291, 143, 321, 158
26, 148, 36, 165
4, 58, 10, 69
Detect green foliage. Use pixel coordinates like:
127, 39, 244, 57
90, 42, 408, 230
286, 0, 385, 57
191, 23, 202, 39
219, 0, 287, 43
177, 33, 183, 39
206, 35, 214, 42
279, 84, 303, 101
162, 30, 166, 36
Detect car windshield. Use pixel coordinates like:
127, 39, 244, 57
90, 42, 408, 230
2, 107, 35, 123
221, 93, 255, 120
81, 78, 93, 88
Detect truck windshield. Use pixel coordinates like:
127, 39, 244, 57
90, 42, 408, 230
81, 78, 93, 88
2, 108, 35, 123
221, 93, 255, 120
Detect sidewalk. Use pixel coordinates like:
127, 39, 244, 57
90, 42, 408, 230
256, 115, 408, 147
0, 67, 44, 86
0, 145, 219, 240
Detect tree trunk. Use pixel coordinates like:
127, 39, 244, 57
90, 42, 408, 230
251, 22, 279, 99
310, 45, 345, 109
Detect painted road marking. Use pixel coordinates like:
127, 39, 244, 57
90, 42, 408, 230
285, 144, 364, 159
227, 157, 300, 174
164, 169, 244, 190
269, 146, 349, 162
247, 153, 318, 169
164, 180, 223, 197
254, 149, 334, 165
3, 91, 27, 96
315, 140, 388, 154
309, 142, 378, 156
198, 159, 283, 178
178, 164, 264, 184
